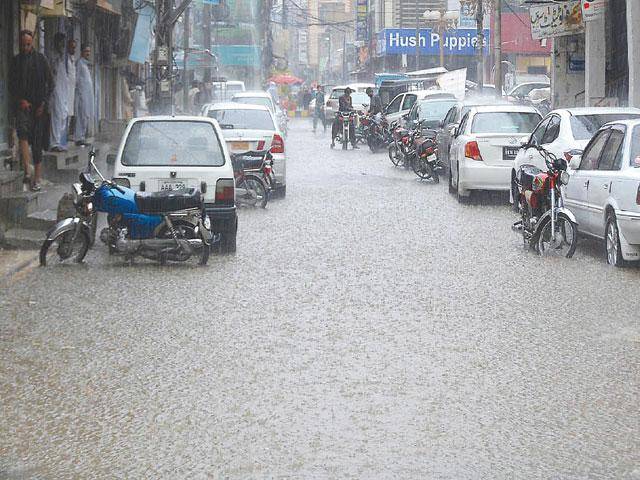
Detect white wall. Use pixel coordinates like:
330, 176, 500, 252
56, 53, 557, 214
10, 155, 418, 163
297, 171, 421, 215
551, 36, 585, 108
584, 16, 605, 106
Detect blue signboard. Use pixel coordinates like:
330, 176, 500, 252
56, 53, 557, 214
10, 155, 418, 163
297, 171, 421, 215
377, 28, 490, 56
129, 4, 154, 64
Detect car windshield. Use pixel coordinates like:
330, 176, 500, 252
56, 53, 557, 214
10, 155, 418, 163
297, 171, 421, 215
121, 121, 225, 167
351, 92, 370, 105
232, 96, 274, 112
330, 88, 345, 99
570, 113, 640, 140
418, 100, 458, 121
208, 109, 275, 130
472, 112, 541, 134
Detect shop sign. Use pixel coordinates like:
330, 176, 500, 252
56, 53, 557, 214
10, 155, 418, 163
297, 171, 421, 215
378, 28, 490, 57
356, 0, 368, 42
581, 0, 605, 21
529, 1, 584, 39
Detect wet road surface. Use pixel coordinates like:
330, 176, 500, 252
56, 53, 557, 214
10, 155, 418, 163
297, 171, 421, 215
1, 120, 639, 479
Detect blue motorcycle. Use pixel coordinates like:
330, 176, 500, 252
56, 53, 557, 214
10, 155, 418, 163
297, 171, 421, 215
40, 149, 212, 266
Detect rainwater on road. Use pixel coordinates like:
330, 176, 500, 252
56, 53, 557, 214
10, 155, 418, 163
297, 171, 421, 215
1, 120, 639, 479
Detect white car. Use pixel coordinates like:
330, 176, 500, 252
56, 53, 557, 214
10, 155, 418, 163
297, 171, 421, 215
203, 103, 287, 196
230, 90, 288, 136
510, 108, 640, 204
506, 81, 550, 101
211, 80, 245, 102
114, 116, 238, 252
325, 83, 375, 119
384, 90, 456, 126
564, 119, 640, 266
449, 105, 542, 202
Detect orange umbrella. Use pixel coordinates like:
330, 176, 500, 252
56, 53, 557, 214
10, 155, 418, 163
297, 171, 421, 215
268, 74, 304, 85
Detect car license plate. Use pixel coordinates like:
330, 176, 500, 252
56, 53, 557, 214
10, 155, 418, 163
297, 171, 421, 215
503, 146, 519, 160
230, 141, 250, 151
160, 181, 186, 191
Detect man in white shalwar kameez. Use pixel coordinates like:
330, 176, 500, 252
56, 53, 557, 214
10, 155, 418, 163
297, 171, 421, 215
49, 32, 70, 151
75, 45, 94, 146
66, 38, 76, 142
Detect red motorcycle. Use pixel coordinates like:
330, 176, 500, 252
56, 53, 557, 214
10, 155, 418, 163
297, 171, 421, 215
231, 151, 274, 209
513, 146, 578, 257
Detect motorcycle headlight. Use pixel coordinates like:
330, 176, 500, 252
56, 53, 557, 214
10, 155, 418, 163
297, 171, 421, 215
560, 171, 570, 186
204, 215, 211, 230
83, 202, 93, 215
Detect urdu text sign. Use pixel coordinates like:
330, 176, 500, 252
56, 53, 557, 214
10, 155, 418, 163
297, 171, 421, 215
529, 1, 584, 39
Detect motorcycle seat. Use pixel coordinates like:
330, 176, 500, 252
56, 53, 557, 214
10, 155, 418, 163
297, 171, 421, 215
135, 188, 202, 214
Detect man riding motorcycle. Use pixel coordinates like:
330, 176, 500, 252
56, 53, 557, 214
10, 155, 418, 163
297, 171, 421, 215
331, 87, 358, 149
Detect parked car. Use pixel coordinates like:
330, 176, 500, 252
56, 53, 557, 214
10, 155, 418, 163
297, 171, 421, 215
325, 83, 375, 118
406, 97, 458, 130
436, 101, 488, 167
506, 81, 550, 102
384, 90, 456, 126
511, 108, 640, 204
449, 105, 542, 202
203, 103, 287, 197
230, 90, 288, 136
211, 80, 245, 102
564, 119, 640, 266
114, 116, 237, 252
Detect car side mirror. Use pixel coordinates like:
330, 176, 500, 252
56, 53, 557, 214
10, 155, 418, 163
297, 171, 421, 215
402, 113, 409, 120
519, 135, 530, 148
106, 153, 116, 165
453, 127, 459, 138
569, 156, 581, 170
438, 120, 444, 128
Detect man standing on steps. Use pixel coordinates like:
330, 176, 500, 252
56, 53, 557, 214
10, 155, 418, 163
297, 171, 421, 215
8, 30, 54, 192
66, 38, 77, 143
75, 45, 94, 146
49, 32, 70, 152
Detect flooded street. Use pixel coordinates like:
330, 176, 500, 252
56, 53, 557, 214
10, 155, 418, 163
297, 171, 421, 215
1, 120, 639, 478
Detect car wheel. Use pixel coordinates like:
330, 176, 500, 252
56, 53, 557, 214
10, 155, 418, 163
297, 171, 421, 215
456, 162, 469, 204
448, 165, 456, 194
605, 213, 624, 267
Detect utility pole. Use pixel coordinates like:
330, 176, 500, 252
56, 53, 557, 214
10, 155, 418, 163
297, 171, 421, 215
203, 4, 211, 82
476, 0, 484, 89
415, 0, 420, 71
493, 0, 502, 96
183, 6, 190, 113
342, 35, 347, 82
152, 0, 193, 114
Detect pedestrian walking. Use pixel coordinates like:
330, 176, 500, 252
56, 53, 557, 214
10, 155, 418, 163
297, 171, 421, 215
74, 45, 94, 146
8, 30, 54, 192
49, 32, 71, 152
313, 85, 326, 133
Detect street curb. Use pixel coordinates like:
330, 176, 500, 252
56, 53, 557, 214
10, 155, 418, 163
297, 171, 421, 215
1, 251, 39, 282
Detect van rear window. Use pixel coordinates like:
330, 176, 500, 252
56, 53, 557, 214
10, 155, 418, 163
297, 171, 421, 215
121, 121, 225, 167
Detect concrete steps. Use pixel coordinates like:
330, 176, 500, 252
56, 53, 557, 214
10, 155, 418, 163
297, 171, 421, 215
21, 209, 57, 232
0, 170, 23, 198
2, 228, 45, 250
0, 191, 40, 224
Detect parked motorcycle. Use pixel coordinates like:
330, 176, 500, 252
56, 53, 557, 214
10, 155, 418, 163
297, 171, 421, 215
231, 151, 273, 208
40, 149, 212, 266
513, 145, 578, 257
411, 131, 443, 183
366, 113, 389, 153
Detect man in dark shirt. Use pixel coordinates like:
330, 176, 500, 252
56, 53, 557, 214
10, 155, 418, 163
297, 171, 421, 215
9, 30, 54, 191
331, 87, 358, 148
366, 87, 383, 116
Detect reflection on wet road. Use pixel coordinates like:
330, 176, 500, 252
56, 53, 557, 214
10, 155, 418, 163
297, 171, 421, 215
1, 120, 639, 479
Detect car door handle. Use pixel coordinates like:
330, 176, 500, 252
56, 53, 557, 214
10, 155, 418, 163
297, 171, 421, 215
602, 183, 609, 189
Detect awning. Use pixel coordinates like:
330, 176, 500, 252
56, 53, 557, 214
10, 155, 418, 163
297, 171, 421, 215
23, 0, 70, 17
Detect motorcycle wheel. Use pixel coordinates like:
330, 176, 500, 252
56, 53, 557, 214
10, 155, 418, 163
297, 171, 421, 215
157, 221, 210, 265
244, 175, 268, 208
368, 136, 376, 153
388, 144, 402, 166
40, 228, 90, 267
412, 157, 432, 180
533, 213, 578, 258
